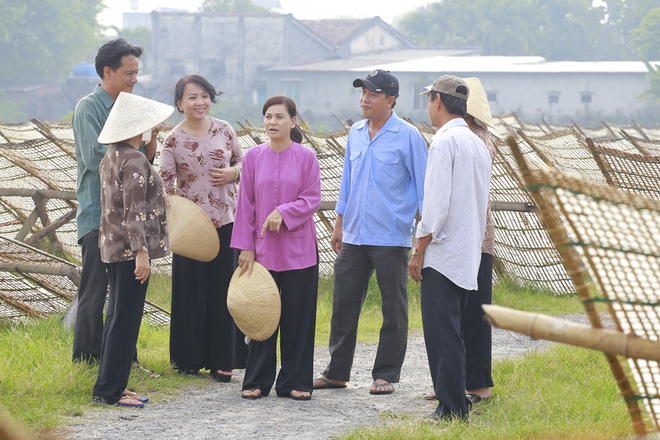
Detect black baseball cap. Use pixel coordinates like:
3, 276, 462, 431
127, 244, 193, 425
353, 69, 399, 98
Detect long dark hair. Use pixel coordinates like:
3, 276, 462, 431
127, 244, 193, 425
174, 74, 222, 112
262, 95, 303, 143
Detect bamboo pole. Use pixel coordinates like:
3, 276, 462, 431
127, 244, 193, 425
483, 304, 660, 362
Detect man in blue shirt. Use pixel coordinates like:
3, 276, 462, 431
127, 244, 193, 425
314, 70, 427, 394
72, 39, 157, 365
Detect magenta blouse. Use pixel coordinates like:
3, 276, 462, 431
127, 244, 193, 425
230, 142, 321, 272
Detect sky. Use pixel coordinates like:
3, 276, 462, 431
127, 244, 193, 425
98, 0, 437, 28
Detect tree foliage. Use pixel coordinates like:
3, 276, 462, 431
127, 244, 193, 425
629, 8, 660, 61
397, 0, 660, 61
201, 0, 268, 13
0, 0, 103, 82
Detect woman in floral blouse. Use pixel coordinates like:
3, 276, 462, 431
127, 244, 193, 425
93, 92, 173, 408
160, 74, 247, 382
231, 95, 321, 401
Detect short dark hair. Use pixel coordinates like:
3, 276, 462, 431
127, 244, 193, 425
262, 95, 303, 143
95, 38, 143, 79
431, 89, 467, 117
385, 92, 397, 109
174, 74, 222, 111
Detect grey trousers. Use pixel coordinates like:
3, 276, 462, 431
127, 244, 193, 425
323, 243, 409, 383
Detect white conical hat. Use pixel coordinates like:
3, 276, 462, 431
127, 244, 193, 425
464, 77, 494, 128
98, 92, 174, 144
165, 194, 219, 262
227, 262, 280, 341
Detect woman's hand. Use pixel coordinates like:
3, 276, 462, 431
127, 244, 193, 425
209, 167, 235, 186
135, 250, 150, 284
237, 250, 255, 277
260, 209, 283, 235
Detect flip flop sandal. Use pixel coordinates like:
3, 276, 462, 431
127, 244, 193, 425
369, 380, 394, 395
313, 376, 347, 389
123, 391, 149, 403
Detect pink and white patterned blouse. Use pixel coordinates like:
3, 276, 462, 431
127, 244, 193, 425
160, 117, 244, 228
471, 125, 496, 256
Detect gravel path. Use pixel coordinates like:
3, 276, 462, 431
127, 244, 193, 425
58, 316, 588, 439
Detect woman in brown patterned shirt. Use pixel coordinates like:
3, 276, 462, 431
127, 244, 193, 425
92, 92, 173, 408
160, 74, 247, 382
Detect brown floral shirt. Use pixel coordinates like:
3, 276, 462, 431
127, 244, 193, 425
98, 142, 169, 263
159, 117, 243, 228
471, 125, 497, 255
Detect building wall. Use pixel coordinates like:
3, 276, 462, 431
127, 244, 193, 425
151, 12, 332, 105
349, 25, 410, 55
267, 69, 652, 130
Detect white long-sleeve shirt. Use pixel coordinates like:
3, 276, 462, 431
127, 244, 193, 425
416, 118, 492, 290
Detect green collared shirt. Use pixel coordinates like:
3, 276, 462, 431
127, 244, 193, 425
73, 85, 146, 241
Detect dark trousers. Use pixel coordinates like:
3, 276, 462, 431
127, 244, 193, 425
170, 223, 247, 372
462, 253, 494, 390
421, 267, 471, 420
323, 244, 409, 383
92, 260, 147, 403
73, 230, 108, 363
242, 264, 318, 397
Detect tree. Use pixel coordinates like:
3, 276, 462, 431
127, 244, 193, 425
629, 8, 660, 61
0, 0, 103, 82
396, 0, 654, 61
201, 0, 269, 13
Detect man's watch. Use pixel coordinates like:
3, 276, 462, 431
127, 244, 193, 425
412, 248, 424, 256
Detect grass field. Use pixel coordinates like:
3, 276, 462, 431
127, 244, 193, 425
0, 274, 636, 439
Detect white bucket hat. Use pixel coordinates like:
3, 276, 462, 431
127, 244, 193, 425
165, 194, 220, 262
227, 262, 280, 341
98, 92, 173, 144
463, 77, 494, 129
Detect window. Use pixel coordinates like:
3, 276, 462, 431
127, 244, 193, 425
548, 93, 560, 104
581, 93, 592, 104
487, 91, 498, 102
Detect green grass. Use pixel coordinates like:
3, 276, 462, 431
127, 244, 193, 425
339, 344, 632, 440
0, 274, 632, 438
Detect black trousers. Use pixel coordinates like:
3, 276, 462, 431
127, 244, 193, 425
73, 230, 108, 363
92, 260, 147, 403
242, 264, 318, 397
461, 253, 494, 390
421, 267, 471, 420
170, 223, 247, 372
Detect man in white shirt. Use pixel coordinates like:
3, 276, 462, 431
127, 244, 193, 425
408, 75, 492, 421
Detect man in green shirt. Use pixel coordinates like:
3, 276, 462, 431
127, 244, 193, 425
72, 38, 157, 364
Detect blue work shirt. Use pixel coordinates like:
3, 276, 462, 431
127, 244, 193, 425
336, 111, 428, 247
73, 85, 146, 242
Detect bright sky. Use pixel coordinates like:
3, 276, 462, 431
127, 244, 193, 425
99, 0, 437, 28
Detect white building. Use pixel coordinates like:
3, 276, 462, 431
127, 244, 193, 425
267, 54, 660, 129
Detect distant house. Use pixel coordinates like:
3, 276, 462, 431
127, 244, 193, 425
267, 54, 660, 129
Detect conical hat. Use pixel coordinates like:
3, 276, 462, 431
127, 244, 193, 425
464, 77, 494, 128
98, 92, 173, 144
227, 262, 280, 341
165, 194, 219, 262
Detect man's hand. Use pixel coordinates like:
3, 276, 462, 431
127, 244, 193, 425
330, 214, 343, 254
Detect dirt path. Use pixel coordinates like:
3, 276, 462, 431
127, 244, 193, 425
58, 323, 562, 439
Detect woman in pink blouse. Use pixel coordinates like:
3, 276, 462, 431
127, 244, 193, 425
231, 95, 321, 401
160, 74, 247, 382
